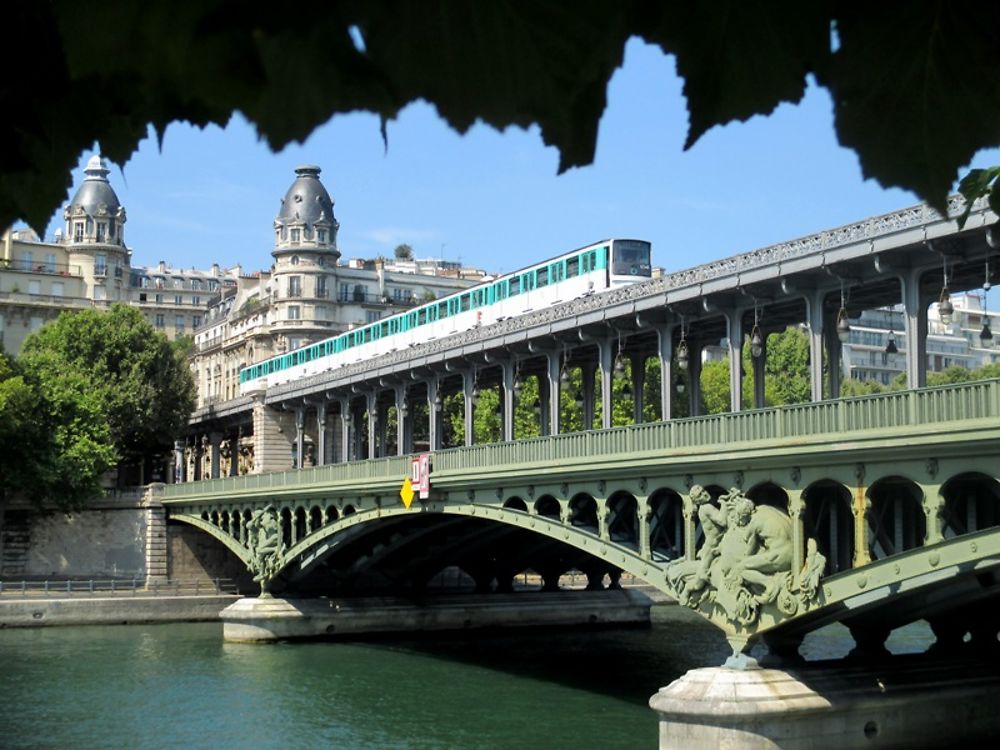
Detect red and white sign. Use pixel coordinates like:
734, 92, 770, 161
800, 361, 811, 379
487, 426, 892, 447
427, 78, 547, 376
411, 453, 431, 499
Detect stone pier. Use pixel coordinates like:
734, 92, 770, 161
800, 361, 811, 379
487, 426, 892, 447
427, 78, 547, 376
222, 588, 653, 642
649, 656, 1000, 749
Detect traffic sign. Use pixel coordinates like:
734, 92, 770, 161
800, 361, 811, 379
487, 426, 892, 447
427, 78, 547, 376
399, 477, 415, 508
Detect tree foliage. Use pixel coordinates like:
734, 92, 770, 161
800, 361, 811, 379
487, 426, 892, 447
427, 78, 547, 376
394, 243, 414, 260
12, 305, 196, 501
3, 2, 998, 234
0, 350, 115, 508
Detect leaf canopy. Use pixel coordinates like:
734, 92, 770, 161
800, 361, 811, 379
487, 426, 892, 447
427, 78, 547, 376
2, 2, 998, 233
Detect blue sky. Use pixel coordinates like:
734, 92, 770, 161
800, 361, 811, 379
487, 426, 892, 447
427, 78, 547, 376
41, 39, 1000, 276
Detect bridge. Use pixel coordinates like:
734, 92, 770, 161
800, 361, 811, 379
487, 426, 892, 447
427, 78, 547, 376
164, 196, 1000, 747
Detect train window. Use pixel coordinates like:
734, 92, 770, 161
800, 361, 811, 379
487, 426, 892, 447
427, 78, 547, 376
611, 240, 651, 277
509, 277, 520, 295
460, 295, 471, 312
567, 257, 579, 278
537, 267, 548, 287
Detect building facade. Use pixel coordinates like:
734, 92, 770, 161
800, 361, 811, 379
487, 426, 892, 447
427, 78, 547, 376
189, 165, 485, 408
1, 156, 237, 354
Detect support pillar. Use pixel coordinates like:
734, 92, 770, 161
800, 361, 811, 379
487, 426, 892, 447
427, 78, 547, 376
367, 391, 378, 460
546, 351, 561, 436
902, 267, 928, 388
501, 360, 515, 442
251, 396, 295, 474
807, 288, 826, 402
598, 338, 614, 430
315, 402, 327, 466
725, 309, 744, 413
294, 408, 305, 469
463, 370, 475, 447
338, 399, 351, 463
427, 378, 441, 451
657, 326, 674, 421
209, 431, 222, 479
395, 385, 407, 456
173, 440, 186, 483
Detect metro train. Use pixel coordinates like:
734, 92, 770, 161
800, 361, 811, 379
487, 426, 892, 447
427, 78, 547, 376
238, 238, 653, 394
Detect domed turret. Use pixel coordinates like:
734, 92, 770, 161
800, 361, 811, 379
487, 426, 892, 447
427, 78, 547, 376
63, 154, 126, 246
273, 165, 339, 259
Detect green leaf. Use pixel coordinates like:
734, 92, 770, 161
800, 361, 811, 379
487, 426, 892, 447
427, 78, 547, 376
823, 4, 1000, 216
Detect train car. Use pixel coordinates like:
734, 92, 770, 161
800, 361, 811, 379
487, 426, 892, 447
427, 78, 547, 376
239, 238, 652, 394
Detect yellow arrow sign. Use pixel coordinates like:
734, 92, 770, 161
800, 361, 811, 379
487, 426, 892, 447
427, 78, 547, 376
400, 477, 415, 508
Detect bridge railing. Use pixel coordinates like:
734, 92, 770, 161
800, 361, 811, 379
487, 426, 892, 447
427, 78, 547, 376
431, 378, 1000, 472
163, 379, 1000, 498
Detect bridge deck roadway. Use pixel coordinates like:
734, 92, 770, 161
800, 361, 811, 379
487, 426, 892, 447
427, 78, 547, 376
163, 379, 1000, 651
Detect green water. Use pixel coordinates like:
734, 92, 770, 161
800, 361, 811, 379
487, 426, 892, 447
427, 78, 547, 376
0, 606, 932, 750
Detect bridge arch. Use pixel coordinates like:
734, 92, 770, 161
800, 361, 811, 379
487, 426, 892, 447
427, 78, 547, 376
503, 496, 528, 512
867, 476, 926, 560
801, 479, 854, 573
648, 487, 684, 561
607, 491, 639, 548
940, 472, 1000, 537
568, 492, 598, 531
746, 481, 788, 511
535, 495, 560, 519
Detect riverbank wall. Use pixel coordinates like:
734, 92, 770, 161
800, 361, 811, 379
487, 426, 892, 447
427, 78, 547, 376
0, 594, 241, 628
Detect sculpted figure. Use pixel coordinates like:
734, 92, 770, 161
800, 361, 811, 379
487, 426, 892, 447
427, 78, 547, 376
245, 504, 285, 588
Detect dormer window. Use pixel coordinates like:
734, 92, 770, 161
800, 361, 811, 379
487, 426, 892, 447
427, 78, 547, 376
74, 222, 84, 241
96, 223, 106, 242
290, 228, 301, 243
317, 228, 326, 243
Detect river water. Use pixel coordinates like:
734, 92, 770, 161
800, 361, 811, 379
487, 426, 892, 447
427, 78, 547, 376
0, 605, 933, 750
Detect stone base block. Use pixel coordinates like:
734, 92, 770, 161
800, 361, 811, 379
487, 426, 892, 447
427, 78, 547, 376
649, 658, 1000, 749
222, 588, 652, 642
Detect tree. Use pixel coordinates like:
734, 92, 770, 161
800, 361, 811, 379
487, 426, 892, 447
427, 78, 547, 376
18, 305, 196, 484
394, 243, 414, 260
0, 351, 115, 508
3, 3, 998, 233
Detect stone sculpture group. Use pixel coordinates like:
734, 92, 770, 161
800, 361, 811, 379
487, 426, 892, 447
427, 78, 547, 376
245, 505, 285, 592
665, 486, 825, 627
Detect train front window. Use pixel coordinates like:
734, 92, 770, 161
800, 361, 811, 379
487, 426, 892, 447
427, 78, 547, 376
611, 241, 652, 277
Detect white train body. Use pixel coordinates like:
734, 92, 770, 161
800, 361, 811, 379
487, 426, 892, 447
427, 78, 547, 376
239, 239, 652, 394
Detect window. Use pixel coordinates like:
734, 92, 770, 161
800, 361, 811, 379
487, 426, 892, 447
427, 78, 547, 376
155, 293, 163, 304
94, 286, 106, 300
94, 254, 107, 276
18, 251, 32, 271
96, 223, 105, 242
51, 282, 64, 297
155, 314, 165, 328
288, 305, 301, 320
316, 276, 328, 298
365, 311, 380, 323
44, 253, 56, 272
288, 276, 301, 297
74, 222, 84, 241
28, 280, 41, 295
175, 315, 185, 331
139, 292, 147, 302
173, 277, 184, 289
193, 315, 202, 328
174, 294, 183, 305
192, 296, 201, 306
108, 221, 115, 239
317, 228, 326, 243
290, 228, 301, 243
291, 255, 300, 265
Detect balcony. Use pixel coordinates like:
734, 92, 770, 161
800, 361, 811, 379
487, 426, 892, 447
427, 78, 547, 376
337, 291, 416, 306
0, 259, 82, 277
